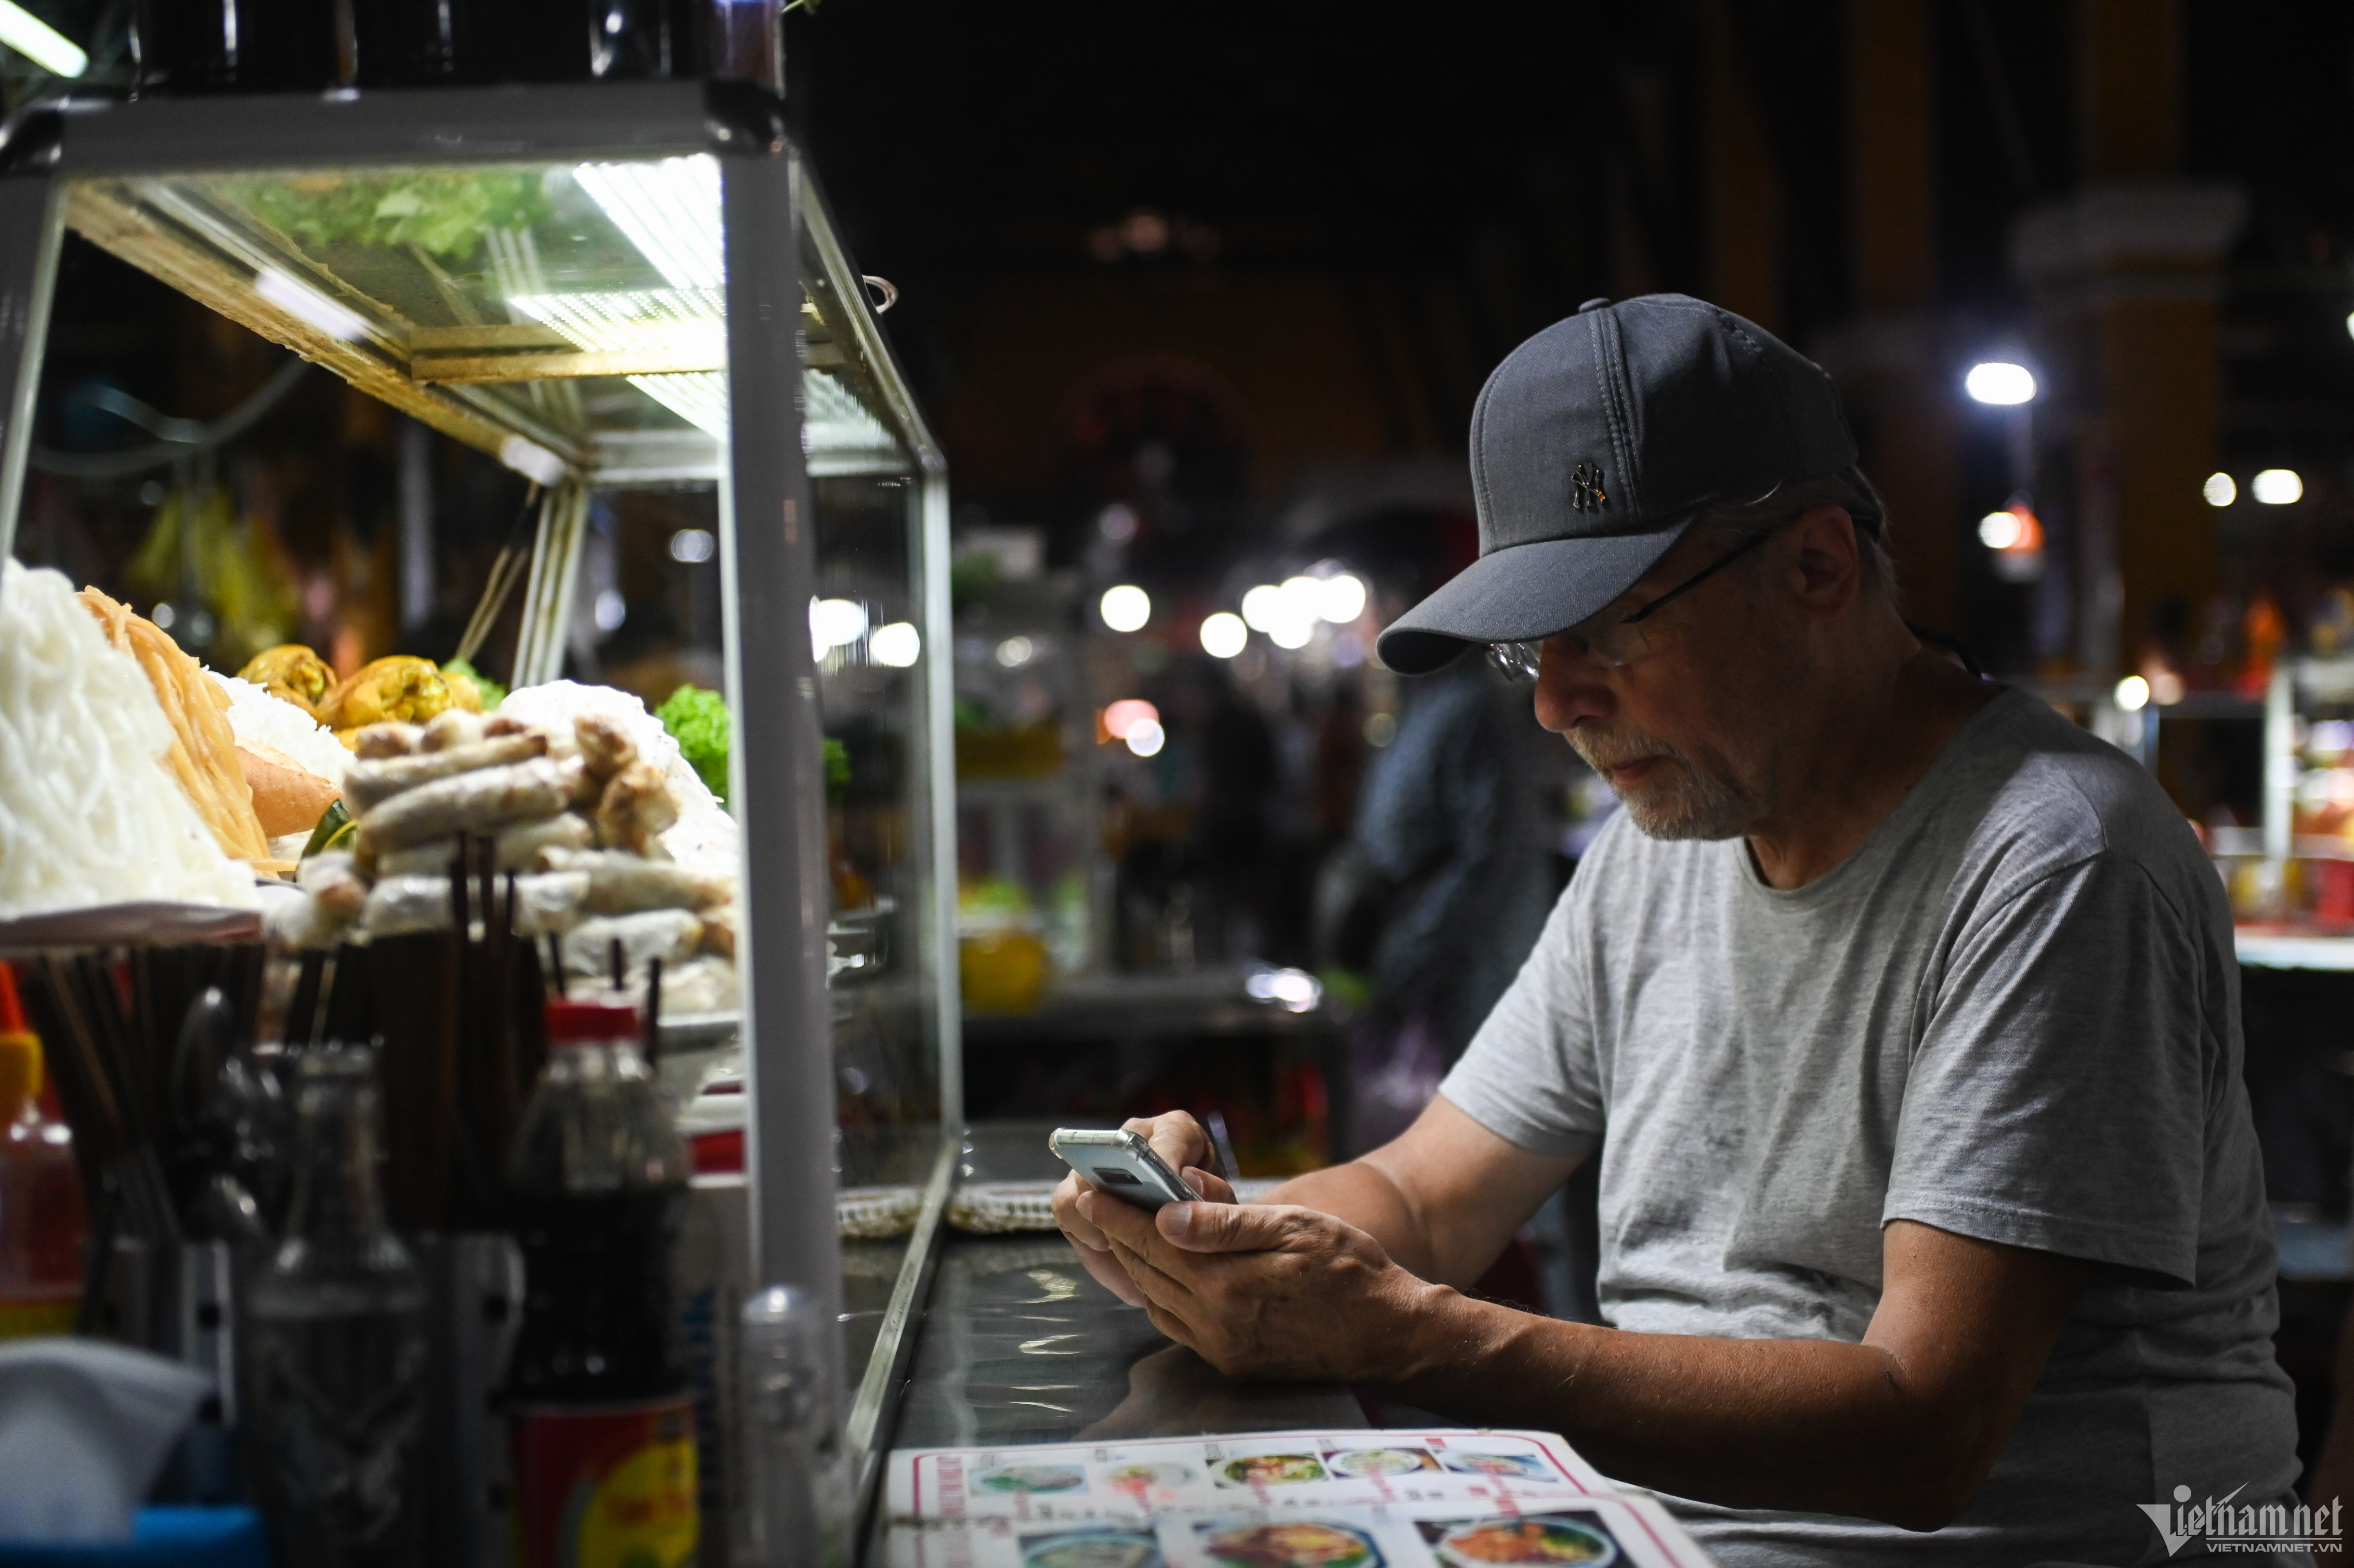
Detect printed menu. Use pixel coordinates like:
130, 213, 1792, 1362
882, 1430, 1719, 1567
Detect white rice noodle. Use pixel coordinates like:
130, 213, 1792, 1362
496, 680, 738, 874
0, 561, 257, 917
207, 672, 350, 785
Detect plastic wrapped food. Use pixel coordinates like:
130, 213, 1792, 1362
494, 814, 595, 871
543, 851, 729, 914
343, 733, 547, 814
561, 910, 702, 982
352, 759, 570, 854
511, 871, 591, 937
594, 761, 677, 856
360, 874, 454, 938
419, 709, 488, 752
352, 723, 423, 759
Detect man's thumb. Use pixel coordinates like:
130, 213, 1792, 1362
1158, 1198, 1283, 1252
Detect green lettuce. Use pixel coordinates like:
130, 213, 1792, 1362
657, 685, 732, 805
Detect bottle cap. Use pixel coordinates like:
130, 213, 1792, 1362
544, 997, 639, 1046
0, 1036, 39, 1112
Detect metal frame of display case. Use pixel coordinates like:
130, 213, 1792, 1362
0, 78, 961, 1525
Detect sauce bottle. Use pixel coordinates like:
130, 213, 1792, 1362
0, 961, 86, 1342
506, 997, 697, 1568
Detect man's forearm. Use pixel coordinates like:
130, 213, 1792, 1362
1391, 1292, 1996, 1531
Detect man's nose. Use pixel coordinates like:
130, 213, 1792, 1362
1532, 636, 1615, 734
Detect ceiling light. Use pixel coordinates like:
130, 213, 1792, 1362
573, 156, 723, 290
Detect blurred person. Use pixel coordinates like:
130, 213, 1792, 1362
1319, 572, 1549, 1151
1057, 297, 2297, 1566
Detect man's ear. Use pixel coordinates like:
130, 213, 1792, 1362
1786, 504, 1862, 619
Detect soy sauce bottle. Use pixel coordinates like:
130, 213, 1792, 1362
505, 998, 697, 1568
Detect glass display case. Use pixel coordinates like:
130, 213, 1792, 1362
0, 79, 958, 1531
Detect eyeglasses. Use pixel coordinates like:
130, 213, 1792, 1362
1488, 526, 1781, 682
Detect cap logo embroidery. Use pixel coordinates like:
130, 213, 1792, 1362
1571, 462, 1607, 513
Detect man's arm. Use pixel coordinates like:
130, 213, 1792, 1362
1050, 1100, 1579, 1300
1084, 1196, 2085, 1532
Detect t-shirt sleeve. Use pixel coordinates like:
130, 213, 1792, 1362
1436, 880, 1605, 1161
1886, 851, 2214, 1284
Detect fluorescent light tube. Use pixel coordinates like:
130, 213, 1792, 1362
0, 1, 86, 77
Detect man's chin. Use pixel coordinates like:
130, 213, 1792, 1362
1614, 772, 1755, 842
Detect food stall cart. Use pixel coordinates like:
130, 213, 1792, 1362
0, 77, 960, 1554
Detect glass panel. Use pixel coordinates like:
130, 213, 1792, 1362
816, 471, 941, 1190
66, 158, 731, 479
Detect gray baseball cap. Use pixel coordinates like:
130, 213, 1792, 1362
1375, 294, 1862, 675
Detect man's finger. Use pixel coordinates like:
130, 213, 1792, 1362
1107, 1233, 1199, 1312
1127, 1112, 1212, 1181
1157, 1198, 1301, 1253
1142, 1298, 1201, 1355
1063, 1228, 1147, 1305
1051, 1174, 1109, 1250
1183, 1167, 1237, 1205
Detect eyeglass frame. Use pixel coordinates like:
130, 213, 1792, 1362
1487, 524, 1784, 682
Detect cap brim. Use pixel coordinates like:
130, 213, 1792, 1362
1374, 526, 1690, 675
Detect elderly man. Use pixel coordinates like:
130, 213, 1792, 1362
1054, 295, 2300, 1566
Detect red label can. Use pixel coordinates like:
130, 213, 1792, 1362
511, 1395, 699, 1568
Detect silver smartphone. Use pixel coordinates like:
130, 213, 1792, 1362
1049, 1127, 1200, 1211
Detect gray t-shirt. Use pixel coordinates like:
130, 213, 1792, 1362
1440, 688, 2299, 1567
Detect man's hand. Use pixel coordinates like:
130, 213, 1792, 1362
1082, 1193, 1449, 1384
1051, 1113, 1236, 1306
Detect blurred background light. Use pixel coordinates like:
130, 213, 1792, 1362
1123, 717, 1166, 757
993, 635, 1035, 668
2114, 674, 2150, 711
811, 596, 868, 651
2254, 468, 2304, 505
1964, 361, 2037, 405
1102, 698, 1158, 740
1316, 572, 1367, 623
1199, 611, 1248, 658
1239, 584, 1283, 632
2203, 473, 2237, 507
668, 527, 716, 563
870, 622, 922, 667
1978, 511, 2023, 550
1100, 583, 1151, 632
